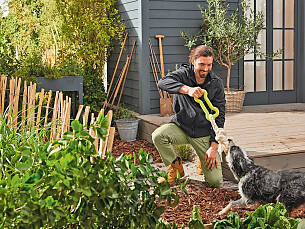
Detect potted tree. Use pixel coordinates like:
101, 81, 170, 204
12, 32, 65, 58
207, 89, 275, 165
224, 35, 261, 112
182, 0, 279, 112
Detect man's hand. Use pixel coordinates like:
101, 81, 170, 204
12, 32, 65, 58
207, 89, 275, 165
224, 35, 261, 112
204, 142, 218, 170
179, 86, 204, 98
187, 87, 205, 98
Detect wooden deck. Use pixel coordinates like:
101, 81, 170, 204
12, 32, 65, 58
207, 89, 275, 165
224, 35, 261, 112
137, 103, 305, 180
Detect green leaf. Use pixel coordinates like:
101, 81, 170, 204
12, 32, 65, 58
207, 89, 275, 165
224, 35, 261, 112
16, 161, 32, 171
274, 216, 291, 229
71, 120, 82, 132
75, 188, 92, 197
130, 164, 137, 176
160, 184, 171, 196
45, 196, 55, 208
11, 174, 20, 188
21, 147, 32, 156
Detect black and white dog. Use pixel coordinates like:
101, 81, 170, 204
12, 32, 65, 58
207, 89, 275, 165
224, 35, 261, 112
218, 139, 305, 215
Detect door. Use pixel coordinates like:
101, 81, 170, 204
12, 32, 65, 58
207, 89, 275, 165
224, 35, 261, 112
243, 0, 297, 105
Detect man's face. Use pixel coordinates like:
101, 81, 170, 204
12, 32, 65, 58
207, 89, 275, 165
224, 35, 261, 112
192, 56, 213, 79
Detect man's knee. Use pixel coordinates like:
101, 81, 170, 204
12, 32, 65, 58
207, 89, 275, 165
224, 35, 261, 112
152, 128, 162, 145
152, 125, 173, 145
205, 175, 223, 188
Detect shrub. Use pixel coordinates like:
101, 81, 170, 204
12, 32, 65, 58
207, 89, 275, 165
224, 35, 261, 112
0, 111, 180, 228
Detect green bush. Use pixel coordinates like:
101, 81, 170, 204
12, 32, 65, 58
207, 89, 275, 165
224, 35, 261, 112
212, 202, 301, 229
0, 111, 180, 228
83, 66, 107, 114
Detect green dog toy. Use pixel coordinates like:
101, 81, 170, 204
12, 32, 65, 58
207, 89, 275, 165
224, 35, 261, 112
194, 89, 219, 121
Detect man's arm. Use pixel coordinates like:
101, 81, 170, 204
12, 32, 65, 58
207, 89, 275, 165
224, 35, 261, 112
157, 69, 185, 94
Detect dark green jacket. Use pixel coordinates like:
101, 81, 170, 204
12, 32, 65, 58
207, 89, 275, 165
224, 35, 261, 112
158, 64, 225, 142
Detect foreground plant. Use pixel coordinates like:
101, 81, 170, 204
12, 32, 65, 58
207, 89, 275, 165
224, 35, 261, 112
212, 202, 301, 229
0, 112, 180, 228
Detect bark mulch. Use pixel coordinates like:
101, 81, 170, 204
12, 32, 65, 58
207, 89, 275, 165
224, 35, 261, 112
111, 133, 305, 227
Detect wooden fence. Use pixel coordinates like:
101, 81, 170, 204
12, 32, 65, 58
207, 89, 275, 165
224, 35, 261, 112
0, 75, 114, 156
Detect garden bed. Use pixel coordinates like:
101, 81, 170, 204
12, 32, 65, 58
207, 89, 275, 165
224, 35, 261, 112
112, 133, 305, 227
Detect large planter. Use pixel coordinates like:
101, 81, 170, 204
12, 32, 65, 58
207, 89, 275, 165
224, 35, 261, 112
115, 118, 139, 142
225, 88, 246, 112
37, 76, 83, 116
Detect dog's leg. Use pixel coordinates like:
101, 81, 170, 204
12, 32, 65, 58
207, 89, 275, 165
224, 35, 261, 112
218, 197, 248, 216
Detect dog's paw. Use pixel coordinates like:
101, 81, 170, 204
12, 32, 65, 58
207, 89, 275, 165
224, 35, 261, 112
217, 209, 226, 216
217, 205, 231, 216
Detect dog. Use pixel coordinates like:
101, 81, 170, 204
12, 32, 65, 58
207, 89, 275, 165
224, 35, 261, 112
218, 139, 305, 215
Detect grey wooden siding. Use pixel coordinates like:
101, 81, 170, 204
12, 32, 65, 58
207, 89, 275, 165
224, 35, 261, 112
108, 0, 141, 112
148, 0, 241, 113
296, 0, 305, 103
109, 0, 242, 114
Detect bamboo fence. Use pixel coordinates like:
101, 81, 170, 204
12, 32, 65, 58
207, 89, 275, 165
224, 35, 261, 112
0, 75, 115, 156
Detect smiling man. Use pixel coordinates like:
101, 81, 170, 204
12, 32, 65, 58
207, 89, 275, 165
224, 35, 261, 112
152, 45, 226, 187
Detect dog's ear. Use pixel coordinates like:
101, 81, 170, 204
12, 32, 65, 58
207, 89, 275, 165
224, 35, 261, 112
228, 138, 235, 148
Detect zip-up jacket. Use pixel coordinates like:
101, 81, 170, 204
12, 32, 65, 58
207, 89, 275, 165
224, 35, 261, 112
158, 64, 225, 142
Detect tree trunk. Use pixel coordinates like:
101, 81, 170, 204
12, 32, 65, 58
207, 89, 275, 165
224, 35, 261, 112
226, 65, 231, 90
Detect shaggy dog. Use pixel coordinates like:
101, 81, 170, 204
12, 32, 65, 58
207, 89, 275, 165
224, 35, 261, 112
218, 140, 305, 215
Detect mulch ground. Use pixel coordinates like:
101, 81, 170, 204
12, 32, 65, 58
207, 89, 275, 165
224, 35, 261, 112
112, 132, 305, 226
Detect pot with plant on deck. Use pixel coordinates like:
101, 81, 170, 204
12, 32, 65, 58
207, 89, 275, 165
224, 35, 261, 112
113, 105, 139, 142
182, 0, 281, 112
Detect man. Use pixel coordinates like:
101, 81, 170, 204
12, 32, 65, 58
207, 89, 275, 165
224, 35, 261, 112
152, 45, 225, 187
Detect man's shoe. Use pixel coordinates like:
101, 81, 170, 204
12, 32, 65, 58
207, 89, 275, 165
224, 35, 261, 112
196, 158, 203, 175
166, 157, 185, 184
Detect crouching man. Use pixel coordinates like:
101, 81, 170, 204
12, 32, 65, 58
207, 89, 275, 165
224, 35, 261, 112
152, 45, 226, 187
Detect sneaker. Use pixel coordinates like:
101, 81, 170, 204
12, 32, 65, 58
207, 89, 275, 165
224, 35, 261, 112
166, 157, 185, 184
196, 158, 203, 175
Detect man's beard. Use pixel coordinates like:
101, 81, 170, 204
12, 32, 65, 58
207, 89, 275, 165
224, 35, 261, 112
196, 70, 209, 79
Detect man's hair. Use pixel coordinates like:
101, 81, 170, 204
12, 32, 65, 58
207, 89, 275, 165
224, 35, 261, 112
189, 45, 214, 63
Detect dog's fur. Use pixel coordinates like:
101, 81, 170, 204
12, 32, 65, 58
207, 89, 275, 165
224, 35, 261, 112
218, 140, 305, 215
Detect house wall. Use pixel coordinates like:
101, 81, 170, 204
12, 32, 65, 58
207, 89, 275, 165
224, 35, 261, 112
296, 0, 305, 103
108, 0, 141, 112
147, 0, 241, 114
108, 0, 244, 114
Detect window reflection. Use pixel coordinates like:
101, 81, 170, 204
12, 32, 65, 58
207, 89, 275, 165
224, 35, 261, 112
244, 62, 255, 92
284, 61, 294, 90
273, 61, 283, 91
273, 0, 283, 28
273, 30, 283, 59
256, 61, 266, 91
285, 30, 294, 59
285, 0, 294, 28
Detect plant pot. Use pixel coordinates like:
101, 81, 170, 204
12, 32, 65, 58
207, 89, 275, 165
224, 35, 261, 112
115, 118, 139, 142
225, 88, 246, 112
